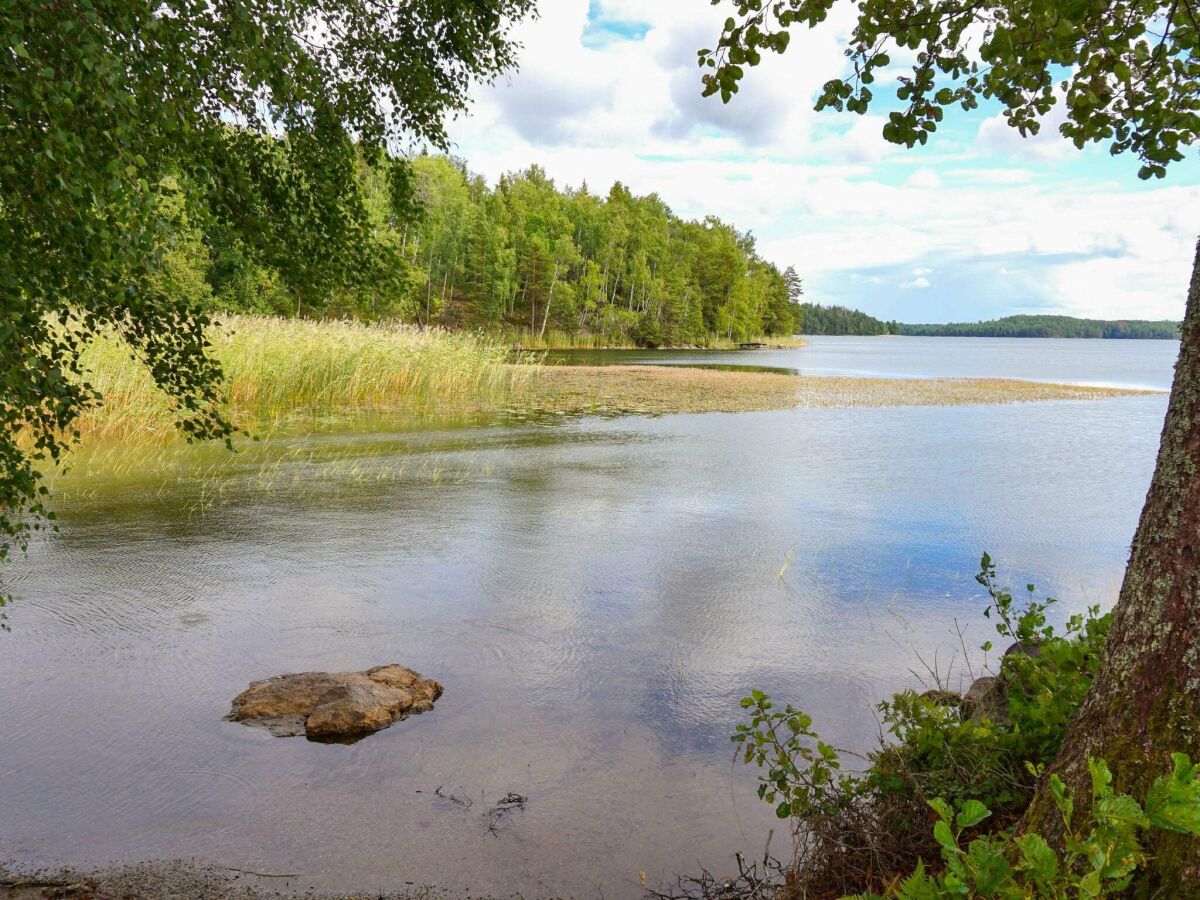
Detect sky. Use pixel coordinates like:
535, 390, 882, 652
443, 0, 1200, 324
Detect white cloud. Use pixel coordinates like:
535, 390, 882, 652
906, 168, 943, 190
444, 0, 1200, 321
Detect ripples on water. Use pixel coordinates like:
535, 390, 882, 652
0, 337, 1177, 896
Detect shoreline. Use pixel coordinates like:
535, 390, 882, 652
507, 336, 810, 352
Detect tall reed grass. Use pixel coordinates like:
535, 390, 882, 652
74, 316, 532, 441
504, 328, 808, 350
504, 328, 633, 350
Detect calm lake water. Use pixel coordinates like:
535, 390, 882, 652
0, 336, 1179, 897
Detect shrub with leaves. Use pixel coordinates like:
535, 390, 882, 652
731, 556, 1113, 895
870, 555, 1111, 823
852, 754, 1200, 899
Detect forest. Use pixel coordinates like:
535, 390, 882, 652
799, 305, 1181, 339
799, 303, 897, 335
175, 154, 802, 348
898, 314, 1181, 338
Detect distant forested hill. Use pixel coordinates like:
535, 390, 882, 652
799, 303, 896, 335
897, 315, 1180, 339
800, 305, 1180, 339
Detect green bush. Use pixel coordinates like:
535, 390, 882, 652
732, 555, 1114, 896
853, 754, 1200, 899
870, 555, 1110, 822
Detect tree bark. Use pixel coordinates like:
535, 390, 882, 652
1024, 237, 1200, 892
539, 261, 561, 339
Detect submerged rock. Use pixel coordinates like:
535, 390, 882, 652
226, 665, 442, 742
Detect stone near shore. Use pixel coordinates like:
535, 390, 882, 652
226, 665, 442, 742
964, 675, 1008, 723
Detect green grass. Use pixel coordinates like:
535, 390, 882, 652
74, 316, 532, 441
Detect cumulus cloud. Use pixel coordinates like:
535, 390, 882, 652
444, 0, 1200, 322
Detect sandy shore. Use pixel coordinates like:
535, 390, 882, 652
512, 364, 1162, 416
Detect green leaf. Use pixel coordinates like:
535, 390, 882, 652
929, 797, 953, 822
1146, 753, 1200, 834
1015, 833, 1058, 882
1096, 793, 1150, 829
956, 799, 990, 829
933, 820, 958, 854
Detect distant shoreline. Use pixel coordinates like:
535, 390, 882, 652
799, 306, 1181, 340
510, 336, 808, 352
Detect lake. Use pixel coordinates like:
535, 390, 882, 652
0, 336, 1179, 897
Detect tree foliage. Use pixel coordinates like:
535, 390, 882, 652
801, 303, 895, 335
173, 154, 802, 347
700, 0, 1200, 179
0, 0, 534, 587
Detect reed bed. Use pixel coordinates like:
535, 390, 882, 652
505, 329, 808, 351
516, 365, 1162, 416
506, 329, 633, 350
73, 316, 531, 441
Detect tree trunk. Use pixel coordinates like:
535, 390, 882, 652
539, 261, 561, 339
1024, 237, 1200, 892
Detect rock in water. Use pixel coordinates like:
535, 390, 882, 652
226, 665, 443, 742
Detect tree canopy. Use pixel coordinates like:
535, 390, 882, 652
0, 0, 533, 580
700, 0, 1200, 179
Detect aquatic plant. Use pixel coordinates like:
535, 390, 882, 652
520, 366, 1159, 419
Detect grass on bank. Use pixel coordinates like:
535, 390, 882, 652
73, 316, 531, 441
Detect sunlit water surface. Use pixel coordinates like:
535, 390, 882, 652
0, 337, 1179, 897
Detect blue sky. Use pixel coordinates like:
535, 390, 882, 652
446, 0, 1200, 323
